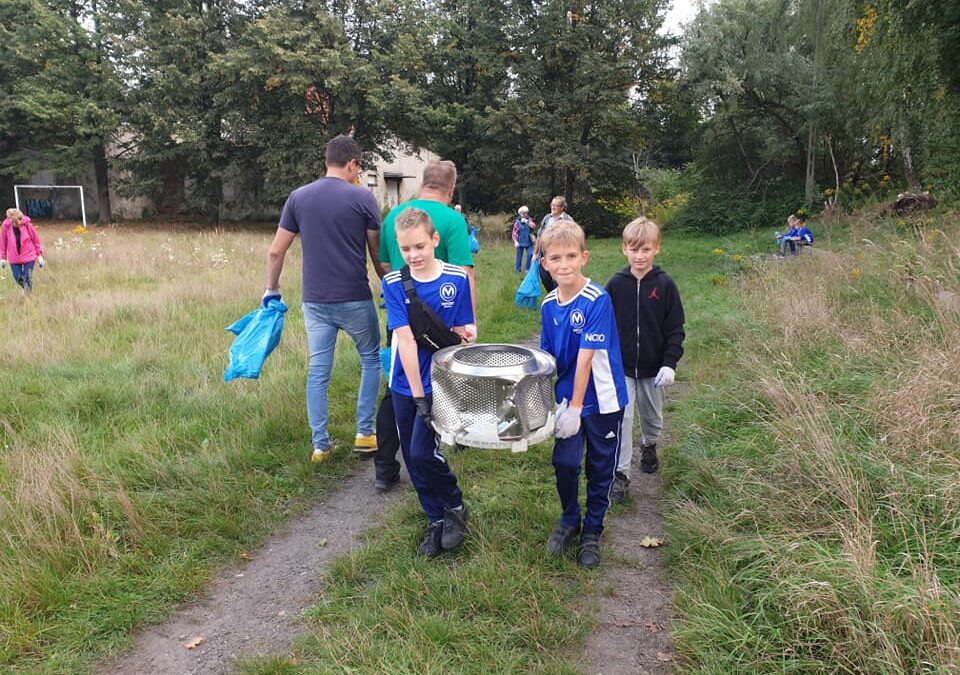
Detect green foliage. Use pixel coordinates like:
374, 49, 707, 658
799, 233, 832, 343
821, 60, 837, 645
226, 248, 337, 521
0, 0, 123, 220
483, 0, 670, 224
671, 169, 804, 234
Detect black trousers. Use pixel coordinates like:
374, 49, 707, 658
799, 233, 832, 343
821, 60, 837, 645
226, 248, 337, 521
374, 390, 402, 482
538, 258, 557, 293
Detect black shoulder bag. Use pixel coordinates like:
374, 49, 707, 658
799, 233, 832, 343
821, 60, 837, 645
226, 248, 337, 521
400, 266, 463, 353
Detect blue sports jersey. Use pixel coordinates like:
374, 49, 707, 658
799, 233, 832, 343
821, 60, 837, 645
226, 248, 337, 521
540, 280, 628, 415
383, 263, 474, 396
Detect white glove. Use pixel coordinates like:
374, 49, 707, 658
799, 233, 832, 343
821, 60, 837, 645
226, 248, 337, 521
262, 288, 282, 307
37, 256, 44, 269
514, 240, 519, 248
0, 259, 6, 269
654, 366, 675, 388
554, 399, 582, 439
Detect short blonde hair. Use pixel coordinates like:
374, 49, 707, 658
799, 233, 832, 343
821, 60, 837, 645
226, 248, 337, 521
539, 219, 585, 254
395, 207, 435, 236
622, 217, 661, 248
6, 208, 23, 221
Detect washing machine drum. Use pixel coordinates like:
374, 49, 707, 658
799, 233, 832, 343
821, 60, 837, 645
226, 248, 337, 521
430, 343, 556, 452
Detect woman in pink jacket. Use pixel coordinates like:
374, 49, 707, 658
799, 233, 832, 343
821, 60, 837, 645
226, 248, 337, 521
1, 208, 45, 294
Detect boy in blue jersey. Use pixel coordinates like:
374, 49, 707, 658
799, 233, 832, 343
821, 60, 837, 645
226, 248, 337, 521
382, 208, 474, 557
539, 220, 628, 568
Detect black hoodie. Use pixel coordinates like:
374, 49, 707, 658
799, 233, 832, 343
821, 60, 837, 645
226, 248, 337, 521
604, 265, 685, 379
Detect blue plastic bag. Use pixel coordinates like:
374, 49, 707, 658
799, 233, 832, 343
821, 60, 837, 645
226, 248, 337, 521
223, 298, 288, 382
468, 226, 481, 254
379, 346, 392, 379
515, 257, 542, 309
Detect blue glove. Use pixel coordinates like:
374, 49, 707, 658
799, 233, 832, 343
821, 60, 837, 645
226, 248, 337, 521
262, 289, 282, 307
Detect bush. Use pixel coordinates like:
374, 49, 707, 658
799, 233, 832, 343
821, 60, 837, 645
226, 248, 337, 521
672, 174, 805, 234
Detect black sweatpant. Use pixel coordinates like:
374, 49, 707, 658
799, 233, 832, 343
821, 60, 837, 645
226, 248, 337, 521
374, 390, 402, 482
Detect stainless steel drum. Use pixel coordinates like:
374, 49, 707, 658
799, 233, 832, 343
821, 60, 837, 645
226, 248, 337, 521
431, 343, 556, 452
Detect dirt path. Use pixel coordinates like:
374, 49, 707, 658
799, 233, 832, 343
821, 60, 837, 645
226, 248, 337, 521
582, 467, 674, 674
99, 459, 406, 675
581, 390, 682, 675
98, 381, 678, 675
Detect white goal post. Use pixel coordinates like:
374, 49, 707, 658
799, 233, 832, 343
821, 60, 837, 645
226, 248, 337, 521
13, 184, 87, 228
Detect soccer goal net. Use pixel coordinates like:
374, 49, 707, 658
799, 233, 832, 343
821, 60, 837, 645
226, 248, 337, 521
13, 184, 88, 227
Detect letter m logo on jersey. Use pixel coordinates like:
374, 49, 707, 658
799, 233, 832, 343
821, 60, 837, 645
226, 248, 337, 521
570, 309, 586, 332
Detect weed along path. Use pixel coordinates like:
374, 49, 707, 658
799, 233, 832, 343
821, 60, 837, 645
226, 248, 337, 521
99, 460, 406, 675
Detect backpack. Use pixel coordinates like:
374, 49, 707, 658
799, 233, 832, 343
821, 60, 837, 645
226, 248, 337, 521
401, 266, 463, 352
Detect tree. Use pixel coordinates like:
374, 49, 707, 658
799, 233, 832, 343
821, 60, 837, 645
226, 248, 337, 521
0, 0, 125, 223
489, 0, 668, 227
120, 0, 251, 219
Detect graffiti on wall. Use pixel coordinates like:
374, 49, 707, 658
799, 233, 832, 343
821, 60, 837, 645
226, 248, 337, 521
26, 199, 54, 218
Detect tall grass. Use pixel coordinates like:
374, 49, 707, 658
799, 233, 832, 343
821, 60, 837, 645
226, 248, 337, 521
668, 211, 960, 672
0, 222, 542, 672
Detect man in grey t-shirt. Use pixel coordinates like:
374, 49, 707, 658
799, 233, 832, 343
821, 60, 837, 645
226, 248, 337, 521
264, 135, 385, 463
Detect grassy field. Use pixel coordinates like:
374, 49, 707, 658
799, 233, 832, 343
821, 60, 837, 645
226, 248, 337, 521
666, 210, 960, 673
1, 212, 957, 673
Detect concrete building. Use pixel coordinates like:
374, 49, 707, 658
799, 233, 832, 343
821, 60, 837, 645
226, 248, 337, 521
365, 141, 439, 211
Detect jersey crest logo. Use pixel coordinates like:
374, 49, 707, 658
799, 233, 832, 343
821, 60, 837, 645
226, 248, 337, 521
439, 283, 457, 307
570, 308, 586, 332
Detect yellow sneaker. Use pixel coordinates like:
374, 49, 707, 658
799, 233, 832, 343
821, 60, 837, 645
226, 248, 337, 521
311, 446, 333, 463
353, 433, 378, 454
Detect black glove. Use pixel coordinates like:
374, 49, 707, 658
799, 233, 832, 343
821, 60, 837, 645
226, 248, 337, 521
413, 396, 433, 426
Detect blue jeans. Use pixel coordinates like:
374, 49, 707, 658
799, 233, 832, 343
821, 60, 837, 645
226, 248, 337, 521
10, 262, 35, 293
302, 300, 381, 450
515, 245, 533, 271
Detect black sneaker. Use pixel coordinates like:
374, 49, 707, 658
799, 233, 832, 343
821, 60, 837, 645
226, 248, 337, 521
417, 520, 444, 557
546, 521, 580, 557
374, 475, 400, 492
577, 530, 602, 568
640, 444, 659, 474
441, 503, 469, 550
610, 471, 630, 504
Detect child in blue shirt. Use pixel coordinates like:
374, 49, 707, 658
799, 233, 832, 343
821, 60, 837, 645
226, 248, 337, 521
539, 220, 628, 568
777, 215, 814, 256
382, 208, 474, 557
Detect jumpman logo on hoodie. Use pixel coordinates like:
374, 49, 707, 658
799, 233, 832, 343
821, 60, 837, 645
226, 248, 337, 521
647, 287, 659, 300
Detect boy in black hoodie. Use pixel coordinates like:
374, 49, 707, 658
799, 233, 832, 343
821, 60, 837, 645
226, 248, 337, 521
604, 217, 685, 503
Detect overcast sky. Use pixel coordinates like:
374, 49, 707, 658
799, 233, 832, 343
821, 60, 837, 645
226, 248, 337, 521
660, 0, 705, 36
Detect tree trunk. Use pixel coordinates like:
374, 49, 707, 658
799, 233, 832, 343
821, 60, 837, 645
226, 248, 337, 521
564, 167, 575, 210
805, 123, 817, 204
805, 0, 823, 205
902, 142, 920, 191
93, 141, 111, 224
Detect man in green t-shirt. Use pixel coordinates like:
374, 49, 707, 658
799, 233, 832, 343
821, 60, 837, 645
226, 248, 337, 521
378, 160, 476, 313
373, 160, 477, 492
